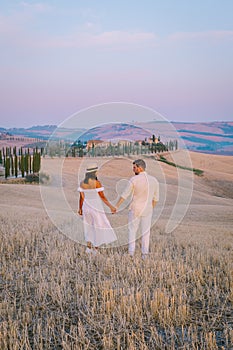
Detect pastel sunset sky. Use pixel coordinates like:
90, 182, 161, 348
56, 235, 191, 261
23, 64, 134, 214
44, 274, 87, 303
1, 0, 233, 128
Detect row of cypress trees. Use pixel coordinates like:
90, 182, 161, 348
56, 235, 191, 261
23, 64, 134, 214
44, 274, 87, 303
40, 138, 178, 158
86, 140, 176, 157
0, 146, 42, 179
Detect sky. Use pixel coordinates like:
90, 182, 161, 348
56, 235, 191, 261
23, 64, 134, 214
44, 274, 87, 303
0, 0, 233, 128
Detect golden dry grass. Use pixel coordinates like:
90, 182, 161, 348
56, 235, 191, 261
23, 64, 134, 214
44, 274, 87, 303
0, 151, 233, 349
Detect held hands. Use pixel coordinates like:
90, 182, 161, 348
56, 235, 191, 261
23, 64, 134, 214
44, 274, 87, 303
110, 205, 116, 214
112, 203, 121, 214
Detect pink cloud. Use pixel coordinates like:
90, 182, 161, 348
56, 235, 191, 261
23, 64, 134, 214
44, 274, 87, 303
47, 30, 157, 49
168, 30, 233, 42
0, 22, 157, 50
19, 2, 52, 13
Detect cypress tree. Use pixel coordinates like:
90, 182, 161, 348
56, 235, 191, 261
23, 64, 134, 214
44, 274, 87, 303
24, 152, 29, 175
15, 155, 18, 178
33, 152, 41, 173
29, 154, 32, 173
129, 142, 132, 154
5, 157, 10, 179
10, 154, 14, 177
38, 152, 41, 172
126, 142, 131, 156
91, 143, 95, 157
21, 154, 25, 177
0, 150, 2, 164
78, 147, 83, 157
32, 151, 35, 173
117, 142, 120, 156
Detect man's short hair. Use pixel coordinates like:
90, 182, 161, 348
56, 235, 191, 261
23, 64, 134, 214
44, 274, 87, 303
133, 159, 146, 170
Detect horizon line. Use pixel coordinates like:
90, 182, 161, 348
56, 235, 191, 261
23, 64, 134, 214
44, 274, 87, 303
1, 120, 233, 130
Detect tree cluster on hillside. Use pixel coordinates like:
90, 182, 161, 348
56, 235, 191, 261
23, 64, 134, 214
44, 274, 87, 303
42, 137, 178, 158
0, 146, 42, 179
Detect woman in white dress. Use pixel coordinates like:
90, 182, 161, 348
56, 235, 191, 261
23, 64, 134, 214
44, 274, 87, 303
78, 163, 117, 253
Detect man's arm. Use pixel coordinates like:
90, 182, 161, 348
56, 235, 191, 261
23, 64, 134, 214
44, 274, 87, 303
116, 196, 126, 209
116, 180, 133, 210
152, 179, 159, 208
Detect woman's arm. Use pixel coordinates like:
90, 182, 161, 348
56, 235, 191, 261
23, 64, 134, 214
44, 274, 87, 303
78, 191, 84, 215
96, 180, 116, 213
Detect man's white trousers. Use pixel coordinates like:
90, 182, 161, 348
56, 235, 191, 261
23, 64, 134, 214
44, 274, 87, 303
128, 210, 153, 256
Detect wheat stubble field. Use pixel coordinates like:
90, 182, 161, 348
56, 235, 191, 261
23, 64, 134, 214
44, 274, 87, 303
0, 151, 233, 349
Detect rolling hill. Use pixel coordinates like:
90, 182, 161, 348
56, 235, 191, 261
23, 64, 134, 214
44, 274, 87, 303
1, 121, 233, 155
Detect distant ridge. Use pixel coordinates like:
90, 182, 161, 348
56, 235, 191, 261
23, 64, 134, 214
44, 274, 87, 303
174, 121, 233, 155
0, 125, 57, 140
1, 121, 233, 155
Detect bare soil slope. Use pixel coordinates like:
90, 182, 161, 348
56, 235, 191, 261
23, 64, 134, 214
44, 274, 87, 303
1, 151, 232, 239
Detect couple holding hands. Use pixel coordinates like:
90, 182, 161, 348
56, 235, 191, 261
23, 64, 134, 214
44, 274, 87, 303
78, 159, 159, 258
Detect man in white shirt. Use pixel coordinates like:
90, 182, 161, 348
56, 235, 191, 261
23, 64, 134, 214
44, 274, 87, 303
116, 159, 159, 258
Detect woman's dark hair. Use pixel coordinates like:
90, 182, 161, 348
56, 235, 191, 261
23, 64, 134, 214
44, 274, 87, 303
84, 171, 98, 184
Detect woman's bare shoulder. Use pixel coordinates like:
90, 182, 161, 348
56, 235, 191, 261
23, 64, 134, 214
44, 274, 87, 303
95, 180, 103, 188
80, 181, 88, 189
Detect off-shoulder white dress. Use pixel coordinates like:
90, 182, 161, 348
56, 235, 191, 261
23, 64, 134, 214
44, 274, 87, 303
78, 186, 117, 247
